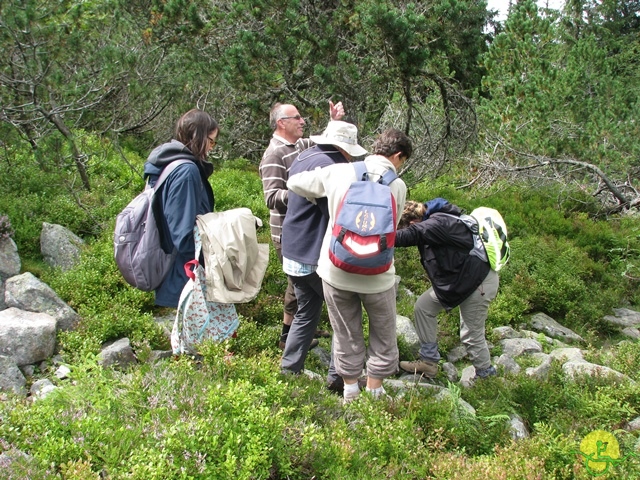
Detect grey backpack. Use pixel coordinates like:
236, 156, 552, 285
114, 160, 191, 291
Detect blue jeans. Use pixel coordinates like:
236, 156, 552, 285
281, 272, 338, 382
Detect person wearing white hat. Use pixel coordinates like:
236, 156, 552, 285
288, 128, 412, 403
280, 120, 367, 389
259, 101, 343, 350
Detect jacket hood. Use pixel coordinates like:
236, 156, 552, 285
144, 140, 214, 179
424, 199, 461, 219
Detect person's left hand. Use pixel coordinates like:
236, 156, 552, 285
329, 101, 345, 121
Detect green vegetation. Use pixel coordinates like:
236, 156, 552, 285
1, 0, 639, 477
1, 141, 639, 477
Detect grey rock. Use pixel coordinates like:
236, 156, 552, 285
309, 345, 331, 368
442, 362, 459, 382
395, 315, 420, 355
496, 354, 521, 375
0, 308, 57, 366
387, 377, 445, 400
621, 327, 640, 340
5, 272, 80, 331
549, 347, 584, 363
460, 365, 476, 388
19, 364, 35, 377
435, 389, 476, 416
447, 345, 468, 363
499, 338, 543, 357
395, 373, 440, 386
0, 238, 21, 311
562, 360, 631, 383
98, 338, 137, 369
0, 355, 26, 395
30, 379, 56, 399
509, 414, 529, 440
627, 416, 640, 432
525, 353, 552, 379
394, 275, 401, 298
55, 365, 71, 379
530, 312, 584, 344
0, 238, 21, 279
602, 308, 640, 328
522, 328, 573, 349
302, 369, 323, 381
492, 326, 520, 340
148, 350, 173, 362
40, 222, 84, 271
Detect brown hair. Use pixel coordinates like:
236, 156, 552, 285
175, 109, 218, 162
372, 128, 413, 160
398, 200, 426, 229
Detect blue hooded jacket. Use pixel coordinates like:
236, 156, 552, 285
143, 140, 215, 307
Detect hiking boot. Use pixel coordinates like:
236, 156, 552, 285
278, 338, 319, 350
314, 329, 331, 338
399, 359, 438, 378
474, 365, 497, 380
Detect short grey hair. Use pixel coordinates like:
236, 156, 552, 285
269, 103, 286, 131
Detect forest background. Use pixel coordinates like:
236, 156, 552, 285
1, 0, 640, 478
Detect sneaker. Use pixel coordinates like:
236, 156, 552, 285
278, 338, 319, 350
474, 365, 497, 380
399, 359, 438, 378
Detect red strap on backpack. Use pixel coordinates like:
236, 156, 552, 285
184, 259, 199, 280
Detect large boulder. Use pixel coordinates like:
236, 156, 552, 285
602, 308, 640, 328
4, 272, 80, 331
0, 308, 57, 366
40, 223, 84, 271
0, 237, 21, 311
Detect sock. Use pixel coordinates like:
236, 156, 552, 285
366, 386, 386, 398
343, 382, 360, 400
280, 324, 291, 342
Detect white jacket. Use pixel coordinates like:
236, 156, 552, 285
287, 155, 406, 294
196, 208, 270, 303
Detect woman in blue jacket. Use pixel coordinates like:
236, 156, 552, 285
143, 109, 217, 307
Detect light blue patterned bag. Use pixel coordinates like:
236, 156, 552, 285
171, 225, 239, 355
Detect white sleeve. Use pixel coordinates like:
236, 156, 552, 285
287, 167, 328, 199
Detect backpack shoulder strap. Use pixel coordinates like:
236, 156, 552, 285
352, 161, 368, 181
352, 161, 398, 185
380, 168, 398, 186
153, 159, 193, 191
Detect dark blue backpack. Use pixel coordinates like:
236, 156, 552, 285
329, 162, 398, 275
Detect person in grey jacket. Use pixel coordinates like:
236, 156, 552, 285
143, 109, 218, 307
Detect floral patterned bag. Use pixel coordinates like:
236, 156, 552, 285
171, 225, 239, 355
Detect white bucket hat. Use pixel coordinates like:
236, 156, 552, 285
309, 121, 368, 157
